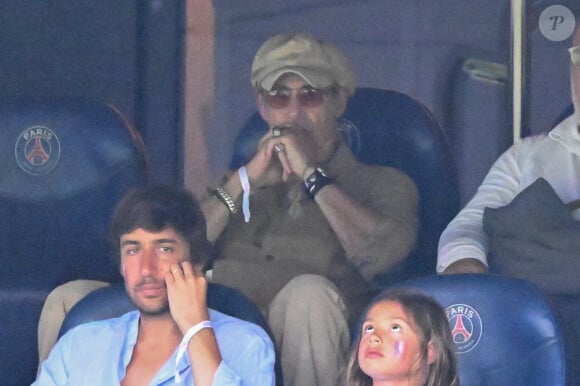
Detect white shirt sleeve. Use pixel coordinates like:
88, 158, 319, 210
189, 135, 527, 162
436, 138, 534, 272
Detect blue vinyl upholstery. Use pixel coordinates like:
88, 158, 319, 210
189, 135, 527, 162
58, 283, 283, 385
0, 97, 148, 386
394, 274, 566, 386
553, 104, 575, 127
229, 87, 459, 287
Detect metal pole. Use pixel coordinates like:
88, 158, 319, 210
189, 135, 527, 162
511, 0, 526, 143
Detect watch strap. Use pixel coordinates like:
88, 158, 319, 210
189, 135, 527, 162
303, 167, 335, 199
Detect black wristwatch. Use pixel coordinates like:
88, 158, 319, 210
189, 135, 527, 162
303, 167, 335, 199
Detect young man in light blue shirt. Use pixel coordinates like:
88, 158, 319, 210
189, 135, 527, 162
33, 186, 275, 386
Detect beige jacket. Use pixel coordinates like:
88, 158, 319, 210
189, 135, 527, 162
212, 144, 418, 317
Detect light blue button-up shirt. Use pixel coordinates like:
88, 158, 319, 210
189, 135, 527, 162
33, 309, 276, 386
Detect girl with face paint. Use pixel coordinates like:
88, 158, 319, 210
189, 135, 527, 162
343, 288, 459, 386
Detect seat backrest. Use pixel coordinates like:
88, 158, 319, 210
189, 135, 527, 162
0, 97, 149, 386
450, 57, 512, 205
394, 274, 566, 386
229, 87, 459, 286
553, 103, 574, 128
59, 283, 270, 336
59, 283, 283, 385
0, 97, 149, 289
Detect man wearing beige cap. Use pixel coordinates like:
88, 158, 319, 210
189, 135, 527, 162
36, 33, 419, 386
204, 32, 418, 385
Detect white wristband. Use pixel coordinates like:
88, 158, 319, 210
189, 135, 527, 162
174, 320, 213, 383
239, 166, 251, 223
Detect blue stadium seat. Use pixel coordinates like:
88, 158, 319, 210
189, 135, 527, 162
58, 283, 283, 385
0, 97, 148, 386
394, 274, 566, 386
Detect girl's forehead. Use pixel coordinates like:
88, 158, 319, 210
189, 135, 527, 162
367, 300, 409, 321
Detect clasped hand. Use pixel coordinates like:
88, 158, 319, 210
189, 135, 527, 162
245, 125, 315, 186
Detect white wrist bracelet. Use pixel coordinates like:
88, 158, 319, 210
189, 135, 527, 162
239, 166, 251, 223
174, 320, 213, 383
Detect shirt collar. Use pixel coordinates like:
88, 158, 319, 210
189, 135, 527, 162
325, 140, 359, 176
549, 114, 580, 156
120, 310, 189, 384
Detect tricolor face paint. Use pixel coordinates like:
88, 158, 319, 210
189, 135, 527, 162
394, 340, 405, 358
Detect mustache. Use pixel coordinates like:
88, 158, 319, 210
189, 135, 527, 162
134, 276, 166, 289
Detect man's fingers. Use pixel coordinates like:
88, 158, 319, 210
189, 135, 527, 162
180, 260, 200, 277
170, 264, 183, 277
169, 261, 206, 284
276, 151, 293, 175
165, 271, 176, 285
267, 138, 292, 173
193, 265, 204, 277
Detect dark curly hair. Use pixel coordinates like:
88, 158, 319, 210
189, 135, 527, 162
109, 185, 212, 269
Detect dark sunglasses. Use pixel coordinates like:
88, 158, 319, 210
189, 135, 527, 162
262, 87, 333, 109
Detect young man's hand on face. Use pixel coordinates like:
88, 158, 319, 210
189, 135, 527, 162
165, 260, 210, 334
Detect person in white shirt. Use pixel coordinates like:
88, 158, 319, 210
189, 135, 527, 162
438, 13, 580, 276
437, 9, 580, 384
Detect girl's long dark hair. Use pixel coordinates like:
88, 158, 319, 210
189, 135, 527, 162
343, 288, 459, 386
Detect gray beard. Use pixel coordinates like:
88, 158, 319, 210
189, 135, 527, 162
286, 174, 307, 219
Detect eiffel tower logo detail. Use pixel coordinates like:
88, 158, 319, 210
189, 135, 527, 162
15, 126, 61, 175
452, 314, 472, 343
26, 137, 50, 166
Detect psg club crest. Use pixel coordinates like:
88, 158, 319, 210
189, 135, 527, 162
15, 126, 61, 175
446, 304, 483, 354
